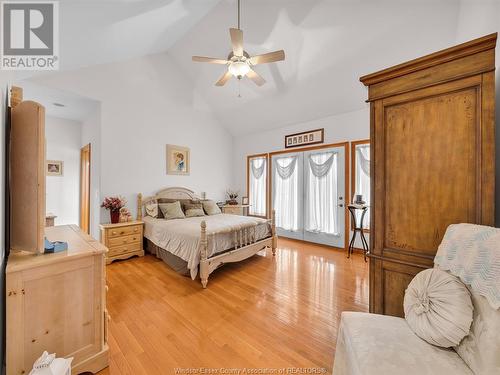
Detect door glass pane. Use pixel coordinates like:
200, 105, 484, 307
249, 157, 267, 216
305, 151, 339, 235
273, 156, 299, 231
354, 144, 370, 229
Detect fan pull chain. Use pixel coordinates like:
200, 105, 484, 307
238, 0, 241, 30
238, 79, 242, 98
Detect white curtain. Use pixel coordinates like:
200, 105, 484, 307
355, 145, 370, 229
273, 156, 299, 231
305, 152, 339, 235
249, 157, 267, 216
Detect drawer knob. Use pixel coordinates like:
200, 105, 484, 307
120, 231, 125, 235
112, 231, 117, 235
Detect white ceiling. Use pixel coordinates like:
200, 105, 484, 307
168, 0, 463, 135
20, 82, 99, 122
19, 0, 499, 134
58, 0, 222, 70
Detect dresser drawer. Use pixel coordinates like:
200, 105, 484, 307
108, 233, 141, 247
107, 224, 142, 238
107, 242, 142, 257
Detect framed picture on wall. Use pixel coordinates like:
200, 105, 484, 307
242, 196, 249, 205
166, 144, 190, 175
47, 160, 63, 176
285, 128, 324, 148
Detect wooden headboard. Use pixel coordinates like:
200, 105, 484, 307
137, 187, 199, 220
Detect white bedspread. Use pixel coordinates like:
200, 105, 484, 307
143, 214, 271, 279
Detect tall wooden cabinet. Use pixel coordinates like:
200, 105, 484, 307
360, 33, 496, 317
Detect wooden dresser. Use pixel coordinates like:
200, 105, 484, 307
222, 205, 250, 216
100, 221, 144, 264
360, 33, 496, 317
6, 225, 109, 375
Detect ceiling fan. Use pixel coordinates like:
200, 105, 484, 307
192, 0, 285, 87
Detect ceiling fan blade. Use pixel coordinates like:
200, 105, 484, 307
192, 56, 229, 64
215, 70, 233, 86
247, 68, 266, 86
249, 50, 285, 65
229, 28, 244, 56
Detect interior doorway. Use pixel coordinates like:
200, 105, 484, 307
270, 143, 348, 248
80, 143, 91, 233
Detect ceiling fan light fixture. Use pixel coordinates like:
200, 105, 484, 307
228, 61, 250, 77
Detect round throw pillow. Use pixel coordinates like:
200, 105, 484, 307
404, 268, 473, 348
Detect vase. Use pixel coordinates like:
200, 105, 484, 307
110, 210, 120, 224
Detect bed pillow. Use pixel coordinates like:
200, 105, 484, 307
158, 201, 185, 220
145, 201, 159, 218
203, 200, 221, 215
403, 268, 473, 348
184, 202, 205, 218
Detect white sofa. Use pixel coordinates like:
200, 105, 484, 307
333, 224, 500, 375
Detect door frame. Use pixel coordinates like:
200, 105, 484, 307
80, 143, 91, 234
269, 141, 350, 252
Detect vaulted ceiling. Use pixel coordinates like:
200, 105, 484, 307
169, 0, 463, 135
18, 0, 499, 135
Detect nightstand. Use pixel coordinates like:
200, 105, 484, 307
100, 221, 144, 264
222, 204, 250, 216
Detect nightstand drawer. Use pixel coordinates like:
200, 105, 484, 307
108, 242, 142, 257
107, 224, 142, 238
108, 233, 141, 247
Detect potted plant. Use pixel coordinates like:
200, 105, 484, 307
226, 190, 239, 205
101, 196, 126, 224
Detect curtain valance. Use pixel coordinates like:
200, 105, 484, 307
276, 156, 297, 180
251, 157, 266, 179
308, 152, 336, 178
356, 146, 370, 177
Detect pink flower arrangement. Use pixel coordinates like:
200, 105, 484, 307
101, 196, 126, 212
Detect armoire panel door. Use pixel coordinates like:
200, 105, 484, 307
377, 75, 488, 259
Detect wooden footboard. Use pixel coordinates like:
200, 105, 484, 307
199, 210, 277, 288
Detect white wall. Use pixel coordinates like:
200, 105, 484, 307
45, 116, 82, 226
455, 0, 500, 227
32, 52, 234, 226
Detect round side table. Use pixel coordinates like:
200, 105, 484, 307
347, 204, 369, 262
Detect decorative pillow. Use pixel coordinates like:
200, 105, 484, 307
203, 200, 221, 215
145, 201, 159, 218
454, 284, 500, 374
404, 268, 473, 348
158, 201, 185, 220
184, 202, 205, 218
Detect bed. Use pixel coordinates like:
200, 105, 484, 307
137, 187, 277, 288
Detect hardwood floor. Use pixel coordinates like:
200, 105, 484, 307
97, 238, 369, 375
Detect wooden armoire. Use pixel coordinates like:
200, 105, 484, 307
360, 33, 497, 317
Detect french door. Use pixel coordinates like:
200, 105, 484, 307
271, 145, 345, 248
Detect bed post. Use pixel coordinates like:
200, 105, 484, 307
200, 220, 209, 288
137, 193, 143, 221
271, 209, 277, 256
